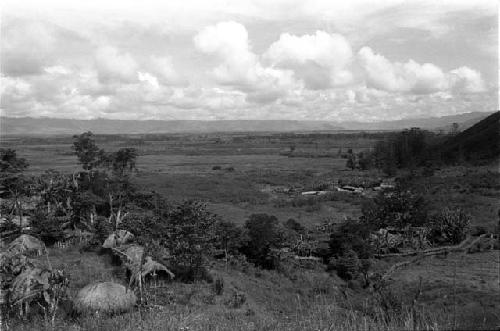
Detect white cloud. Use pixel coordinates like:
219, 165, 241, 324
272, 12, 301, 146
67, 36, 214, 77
44, 66, 72, 75
194, 21, 258, 85
0, 2, 495, 121
265, 31, 353, 89
448, 67, 486, 93
148, 56, 184, 85
358, 47, 486, 94
95, 46, 139, 83
194, 21, 302, 103
137, 72, 160, 89
1, 20, 57, 76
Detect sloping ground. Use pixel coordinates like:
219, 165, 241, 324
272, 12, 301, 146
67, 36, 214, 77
388, 251, 500, 330
437, 111, 500, 164
11, 244, 488, 330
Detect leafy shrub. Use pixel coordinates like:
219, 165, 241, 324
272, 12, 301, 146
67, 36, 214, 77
284, 218, 305, 234
213, 220, 245, 259
164, 201, 218, 281
29, 210, 66, 245
358, 152, 373, 170
241, 213, 281, 269
122, 201, 217, 282
346, 154, 356, 170
335, 249, 360, 280
361, 189, 428, 229
427, 208, 470, 245
329, 219, 373, 259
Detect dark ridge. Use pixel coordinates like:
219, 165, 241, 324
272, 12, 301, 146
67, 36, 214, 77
437, 111, 500, 164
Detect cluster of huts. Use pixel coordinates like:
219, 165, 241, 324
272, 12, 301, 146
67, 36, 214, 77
300, 181, 395, 197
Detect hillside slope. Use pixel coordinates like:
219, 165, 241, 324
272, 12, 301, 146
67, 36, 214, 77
438, 111, 499, 164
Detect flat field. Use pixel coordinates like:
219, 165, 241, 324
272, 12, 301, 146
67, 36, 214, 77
2, 132, 498, 228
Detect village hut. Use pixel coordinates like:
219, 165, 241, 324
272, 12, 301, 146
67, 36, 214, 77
113, 244, 174, 287
102, 230, 134, 249
7, 234, 46, 256
73, 282, 137, 314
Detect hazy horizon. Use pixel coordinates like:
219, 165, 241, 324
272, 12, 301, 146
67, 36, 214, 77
0, 110, 495, 123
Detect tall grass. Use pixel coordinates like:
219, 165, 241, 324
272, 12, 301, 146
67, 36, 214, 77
9, 292, 446, 331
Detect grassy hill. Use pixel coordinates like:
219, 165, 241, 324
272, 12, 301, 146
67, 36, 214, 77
438, 111, 499, 164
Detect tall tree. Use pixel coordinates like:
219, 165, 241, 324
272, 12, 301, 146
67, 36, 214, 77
72, 131, 102, 171
346, 150, 356, 170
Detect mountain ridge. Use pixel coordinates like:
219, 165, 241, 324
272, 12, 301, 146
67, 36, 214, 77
0, 111, 494, 135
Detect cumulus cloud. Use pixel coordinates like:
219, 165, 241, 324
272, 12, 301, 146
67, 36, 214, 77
148, 56, 184, 85
358, 47, 486, 94
448, 67, 486, 93
194, 21, 258, 85
194, 21, 302, 103
0, 3, 495, 121
95, 46, 139, 83
265, 31, 353, 89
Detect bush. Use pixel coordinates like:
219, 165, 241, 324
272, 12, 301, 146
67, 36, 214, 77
29, 210, 66, 245
361, 189, 428, 229
335, 249, 360, 280
284, 218, 305, 234
329, 219, 373, 259
164, 201, 218, 281
358, 152, 373, 170
427, 208, 470, 245
213, 220, 245, 260
122, 201, 217, 282
241, 213, 281, 269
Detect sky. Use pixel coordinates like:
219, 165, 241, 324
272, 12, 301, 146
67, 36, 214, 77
0, 0, 498, 122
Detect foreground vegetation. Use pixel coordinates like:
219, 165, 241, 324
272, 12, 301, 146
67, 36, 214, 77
1, 119, 499, 330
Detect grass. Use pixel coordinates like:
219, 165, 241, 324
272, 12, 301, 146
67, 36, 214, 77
8, 303, 444, 331
402, 167, 500, 229
10, 248, 449, 331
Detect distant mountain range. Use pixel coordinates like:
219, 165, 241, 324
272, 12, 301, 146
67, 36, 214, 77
0, 111, 494, 135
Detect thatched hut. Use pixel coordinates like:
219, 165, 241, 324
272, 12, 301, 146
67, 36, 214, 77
113, 245, 174, 286
7, 234, 46, 256
73, 282, 136, 314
